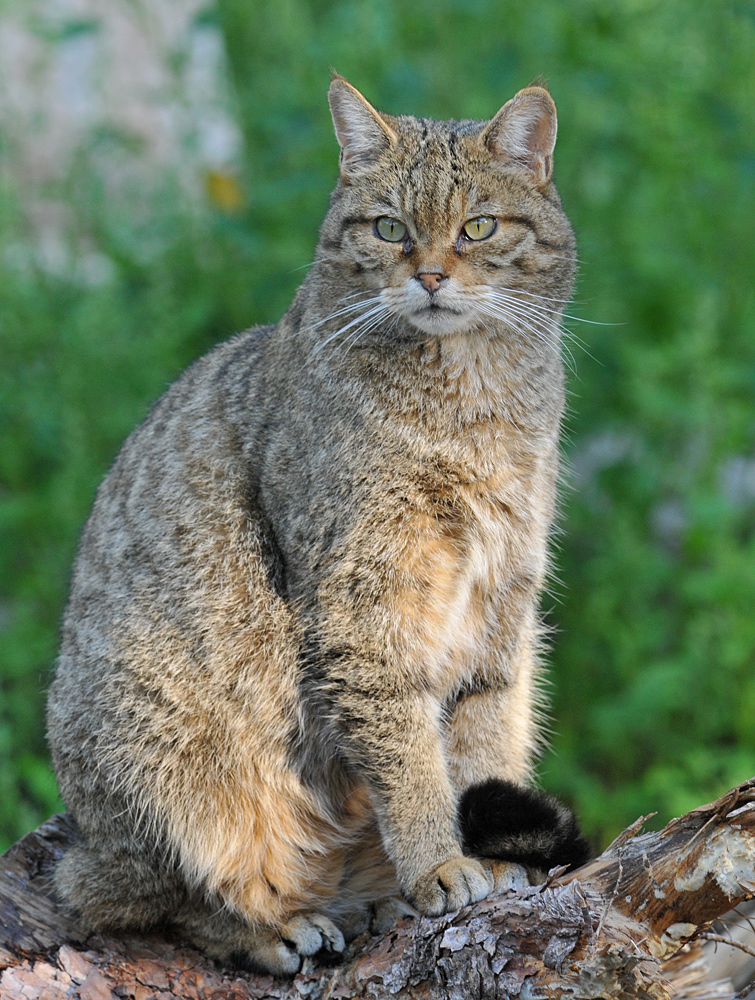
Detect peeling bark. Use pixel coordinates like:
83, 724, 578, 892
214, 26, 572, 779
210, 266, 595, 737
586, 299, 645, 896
2, 780, 755, 1000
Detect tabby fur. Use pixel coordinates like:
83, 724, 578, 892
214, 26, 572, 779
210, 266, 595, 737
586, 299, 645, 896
47, 75, 586, 975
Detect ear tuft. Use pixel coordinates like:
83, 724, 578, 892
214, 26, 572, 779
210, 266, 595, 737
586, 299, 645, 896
527, 74, 550, 91
328, 76, 396, 176
482, 86, 558, 185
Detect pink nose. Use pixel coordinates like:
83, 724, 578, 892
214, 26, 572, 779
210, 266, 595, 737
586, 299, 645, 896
418, 272, 445, 293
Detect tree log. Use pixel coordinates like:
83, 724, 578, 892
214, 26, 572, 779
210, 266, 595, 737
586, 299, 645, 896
2, 780, 755, 1000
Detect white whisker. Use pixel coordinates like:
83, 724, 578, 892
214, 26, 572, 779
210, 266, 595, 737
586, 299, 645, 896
343, 308, 395, 354
312, 302, 390, 355
494, 289, 618, 328
486, 290, 603, 368
484, 295, 560, 338
497, 295, 602, 364
477, 299, 579, 378
500, 288, 574, 305
300, 294, 383, 342
288, 255, 339, 273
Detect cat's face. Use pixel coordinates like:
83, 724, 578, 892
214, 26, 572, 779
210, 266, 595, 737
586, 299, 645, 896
317, 77, 575, 344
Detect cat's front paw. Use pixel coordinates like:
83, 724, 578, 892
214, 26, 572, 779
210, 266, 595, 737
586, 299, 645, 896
479, 858, 529, 892
405, 856, 493, 916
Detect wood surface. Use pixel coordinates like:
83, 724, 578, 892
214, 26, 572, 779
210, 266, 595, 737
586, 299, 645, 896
3, 780, 755, 999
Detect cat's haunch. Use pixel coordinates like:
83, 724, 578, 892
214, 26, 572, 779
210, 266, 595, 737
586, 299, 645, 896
48, 75, 587, 976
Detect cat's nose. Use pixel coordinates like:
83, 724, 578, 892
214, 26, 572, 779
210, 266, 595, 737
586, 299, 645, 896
417, 272, 446, 293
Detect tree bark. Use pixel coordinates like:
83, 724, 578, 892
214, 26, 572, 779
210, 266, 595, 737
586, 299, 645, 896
3, 780, 755, 1000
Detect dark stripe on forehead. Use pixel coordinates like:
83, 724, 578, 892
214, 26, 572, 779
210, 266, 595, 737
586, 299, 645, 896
406, 121, 430, 176
411, 130, 458, 221
448, 132, 459, 186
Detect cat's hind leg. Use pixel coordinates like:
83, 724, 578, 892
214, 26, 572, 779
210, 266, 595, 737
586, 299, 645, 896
54, 838, 186, 932
55, 832, 347, 976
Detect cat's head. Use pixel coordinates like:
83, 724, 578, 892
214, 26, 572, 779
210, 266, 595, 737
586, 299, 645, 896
315, 76, 575, 343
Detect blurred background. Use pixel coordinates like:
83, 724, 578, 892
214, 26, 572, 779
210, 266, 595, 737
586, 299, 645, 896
1, 0, 754, 854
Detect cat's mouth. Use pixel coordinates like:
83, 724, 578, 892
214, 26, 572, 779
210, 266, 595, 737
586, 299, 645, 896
407, 301, 476, 336
416, 303, 463, 314
390, 283, 476, 335
412, 303, 465, 321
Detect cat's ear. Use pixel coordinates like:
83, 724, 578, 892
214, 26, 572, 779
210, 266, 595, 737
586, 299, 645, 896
328, 75, 397, 175
482, 86, 558, 185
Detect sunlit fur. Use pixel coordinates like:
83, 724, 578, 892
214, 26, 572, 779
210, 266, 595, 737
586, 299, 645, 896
47, 76, 581, 976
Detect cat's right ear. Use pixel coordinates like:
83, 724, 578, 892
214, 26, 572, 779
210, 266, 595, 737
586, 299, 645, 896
328, 75, 397, 176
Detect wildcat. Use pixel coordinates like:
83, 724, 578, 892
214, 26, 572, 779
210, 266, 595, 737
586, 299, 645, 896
47, 75, 589, 975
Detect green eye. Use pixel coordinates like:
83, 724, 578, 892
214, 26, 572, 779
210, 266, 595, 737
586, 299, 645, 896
374, 216, 408, 242
462, 216, 497, 240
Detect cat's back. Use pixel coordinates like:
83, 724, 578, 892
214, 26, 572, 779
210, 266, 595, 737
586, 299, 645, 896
51, 322, 283, 697
81, 321, 274, 539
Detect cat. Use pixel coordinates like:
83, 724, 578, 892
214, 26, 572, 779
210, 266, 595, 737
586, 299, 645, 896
47, 75, 589, 976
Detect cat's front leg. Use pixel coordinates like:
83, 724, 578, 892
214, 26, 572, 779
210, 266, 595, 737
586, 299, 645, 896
332, 674, 494, 916
446, 657, 591, 879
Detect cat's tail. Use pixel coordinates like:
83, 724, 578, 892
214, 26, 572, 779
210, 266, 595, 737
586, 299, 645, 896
458, 778, 591, 876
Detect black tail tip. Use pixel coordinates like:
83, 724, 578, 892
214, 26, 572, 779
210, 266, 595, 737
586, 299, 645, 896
459, 779, 592, 873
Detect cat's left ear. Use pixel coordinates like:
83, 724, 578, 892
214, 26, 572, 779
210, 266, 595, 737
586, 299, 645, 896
482, 86, 558, 185
328, 74, 397, 176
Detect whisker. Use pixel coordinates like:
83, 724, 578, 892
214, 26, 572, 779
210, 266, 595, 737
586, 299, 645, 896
300, 294, 383, 341
477, 302, 556, 349
483, 296, 561, 339
495, 290, 620, 328
484, 297, 564, 341
477, 300, 579, 378
288, 258, 329, 274
561, 342, 580, 379
490, 290, 561, 322
312, 303, 389, 355
340, 312, 385, 348
505, 288, 609, 312
559, 313, 620, 327
560, 327, 604, 367
492, 293, 604, 367
500, 288, 575, 304
343, 308, 395, 354
488, 293, 608, 366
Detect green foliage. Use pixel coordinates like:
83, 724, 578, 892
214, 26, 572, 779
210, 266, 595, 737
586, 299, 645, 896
2, 0, 754, 851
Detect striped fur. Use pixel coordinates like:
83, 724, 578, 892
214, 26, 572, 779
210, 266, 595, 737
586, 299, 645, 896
47, 76, 584, 975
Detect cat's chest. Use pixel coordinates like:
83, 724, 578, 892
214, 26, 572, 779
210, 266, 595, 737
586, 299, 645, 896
391, 459, 550, 687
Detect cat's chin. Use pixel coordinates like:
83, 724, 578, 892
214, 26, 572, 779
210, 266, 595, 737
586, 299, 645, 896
406, 307, 477, 337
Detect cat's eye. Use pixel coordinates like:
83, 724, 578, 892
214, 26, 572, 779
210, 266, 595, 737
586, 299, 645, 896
462, 216, 497, 241
374, 217, 408, 243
